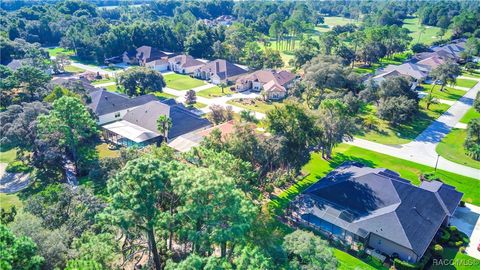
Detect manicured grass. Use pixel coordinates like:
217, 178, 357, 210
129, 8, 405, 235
46, 47, 74, 57
104, 84, 125, 93
197, 86, 234, 98
461, 70, 480, 79
334, 250, 387, 270
460, 108, 480, 124
356, 101, 450, 145
315, 16, 358, 33
436, 128, 480, 169
96, 143, 120, 159
154, 92, 177, 100
227, 98, 281, 114
269, 144, 480, 215
455, 78, 478, 89
164, 73, 205, 90
0, 193, 23, 210
419, 84, 467, 101
431, 248, 480, 270
402, 17, 452, 45
187, 102, 207, 110
91, 77, 115, 85
64, 65, 86, 73
0, 149, 17, 163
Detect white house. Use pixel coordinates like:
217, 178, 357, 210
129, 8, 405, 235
168, 55, 205, 74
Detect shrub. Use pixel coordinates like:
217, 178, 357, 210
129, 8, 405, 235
459, 247, 466, 253
449, 226, 458, 233
447, 241, 455, 247
394, 258, 420, 270
455, 241, 463, 247
5, 161, 31, 173
439, 229, 451, 243
420, 172, 441, 182
433, 244, 443, 256
459, 201, 466, 207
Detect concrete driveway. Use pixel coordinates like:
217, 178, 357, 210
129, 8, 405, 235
450, 203, 480, 259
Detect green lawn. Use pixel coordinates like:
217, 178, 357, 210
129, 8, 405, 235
269, 144, 480, 215
402, 17, 452, 45
96, 143, 120, 159
419, 84, 467, 101
436, 128, 480, 169
164, 73, 205, 90
197, 86, 234, 98
154, 92, 177, 100
455, 78, 478, 89
64, 65, 86, 73
356, 101, 450, 145
0, 193, 23, 210
0, 149, 17, 163
460, 108, 480, 124
46, 47, 75, 57
334, 250, 387, 270
187, 102, 207, 110
227, 98, 281, 114
461, 70, 480, 80
91, 77, 115, 85
315, 16, 358, 33
431, 248, 480, 270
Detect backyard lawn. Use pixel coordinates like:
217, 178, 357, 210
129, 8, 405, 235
454, 78, 478, 89
164, 73, 205, 90
0, 149, 17, 163
460, 107, 480, 124
431, 248, 480, 270
227, 98, 281, 114
91, 77, 115, 85
355, 101, 450, 145
197, 86, 234, 98
64, 65, 86, 73
402, 17, 452, 45
436, 128, 480, 169
419, 84, 467, 101
96, 143, 120, 159
334, 249, 387, 270
269, 144, 480, 215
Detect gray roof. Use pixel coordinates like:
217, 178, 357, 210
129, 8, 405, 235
198, 59, 248, 80
88, 90, 157, 116
168, 55, 204, 68
122, 100, 211, 139
381, 63, 428, 80
6, 59, 31, 71
294, 163, 462, 259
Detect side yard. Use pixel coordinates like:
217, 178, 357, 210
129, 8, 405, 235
164, 73, 205, 90
460, 108, 480, 124
436, 128, 480, 169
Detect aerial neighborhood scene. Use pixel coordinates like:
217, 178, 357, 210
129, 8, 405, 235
1, 0, 480, 269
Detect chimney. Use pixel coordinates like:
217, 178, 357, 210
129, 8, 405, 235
215, 61, 220, 72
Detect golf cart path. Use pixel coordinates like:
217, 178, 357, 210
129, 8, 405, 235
348, 81, 480, 179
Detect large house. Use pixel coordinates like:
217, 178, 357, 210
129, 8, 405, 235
193, 59, 248, 84
101, 100, 211, 147
290, 163, 462, 263
87, 90, 158, 125
168, 54, 205, 74
235, 70, 296, 100
122, 46, 176, 71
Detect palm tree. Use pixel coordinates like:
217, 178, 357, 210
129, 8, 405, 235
218, 82, 227, 94
424, 94, 438, 110
157, 115, 172, 143
363, 114, 378, 130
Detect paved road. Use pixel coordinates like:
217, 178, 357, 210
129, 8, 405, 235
348, 80, 480, 179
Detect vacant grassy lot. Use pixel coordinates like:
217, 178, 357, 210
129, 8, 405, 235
460, 107, 480, 124
436, 128, 480, 169
455, 78, 478, 89
164, 73, 205, 90
227, 98, 281, 114
356, 100, 450, 145
47, 47, 75, 57
419, 84, 467, 101
64, 65, 86, 73
0, 149, 17, 163
269, 144, 480, 215
197, 86, 234, 98
402, 17, 452, 45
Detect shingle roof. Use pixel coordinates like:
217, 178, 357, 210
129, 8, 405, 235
168, 55, 204, 68
198, 59, 248, 80
135, 46, 174, 63
236, 70, 295, 86
121, 100, 211, 139
416, 55, 446, 71
6, 59, 31, 71
381, 63, 428, 80
295, 163, 462, 259
88, 90, 157, 116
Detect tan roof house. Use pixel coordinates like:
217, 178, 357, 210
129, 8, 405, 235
194, 59, 248, 84
235, 69, 296, 100
168, 55, 205, 74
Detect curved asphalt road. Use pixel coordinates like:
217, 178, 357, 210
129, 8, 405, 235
348, 80, 480, 179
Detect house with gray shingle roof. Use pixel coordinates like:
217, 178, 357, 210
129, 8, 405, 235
194, 59, 248, 84
168, 55, 205, 74
289, 163, 462, 263
235, 69, 296, 100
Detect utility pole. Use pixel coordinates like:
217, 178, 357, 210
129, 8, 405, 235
434, 154, 440, 172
